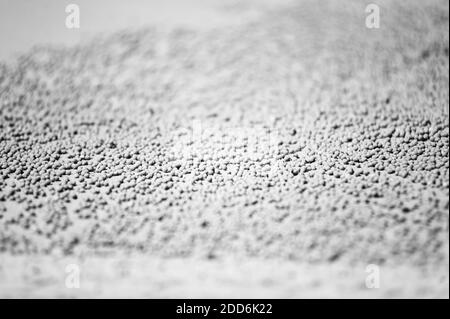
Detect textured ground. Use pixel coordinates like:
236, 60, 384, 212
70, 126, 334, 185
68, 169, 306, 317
0, 0, 449, 298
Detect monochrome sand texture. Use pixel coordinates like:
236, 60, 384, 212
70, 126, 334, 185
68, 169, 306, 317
0, 0, 449, 297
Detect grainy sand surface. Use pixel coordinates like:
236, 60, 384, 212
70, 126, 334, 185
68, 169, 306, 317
0, 0, 449, 298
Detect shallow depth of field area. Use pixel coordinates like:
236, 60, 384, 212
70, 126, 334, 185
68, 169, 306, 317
0, 0, 448, 298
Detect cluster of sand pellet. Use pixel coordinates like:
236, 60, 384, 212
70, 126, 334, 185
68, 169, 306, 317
0, 0, 448, 292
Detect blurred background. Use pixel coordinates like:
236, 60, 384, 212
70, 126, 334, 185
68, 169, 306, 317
0, 0, 288, 61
